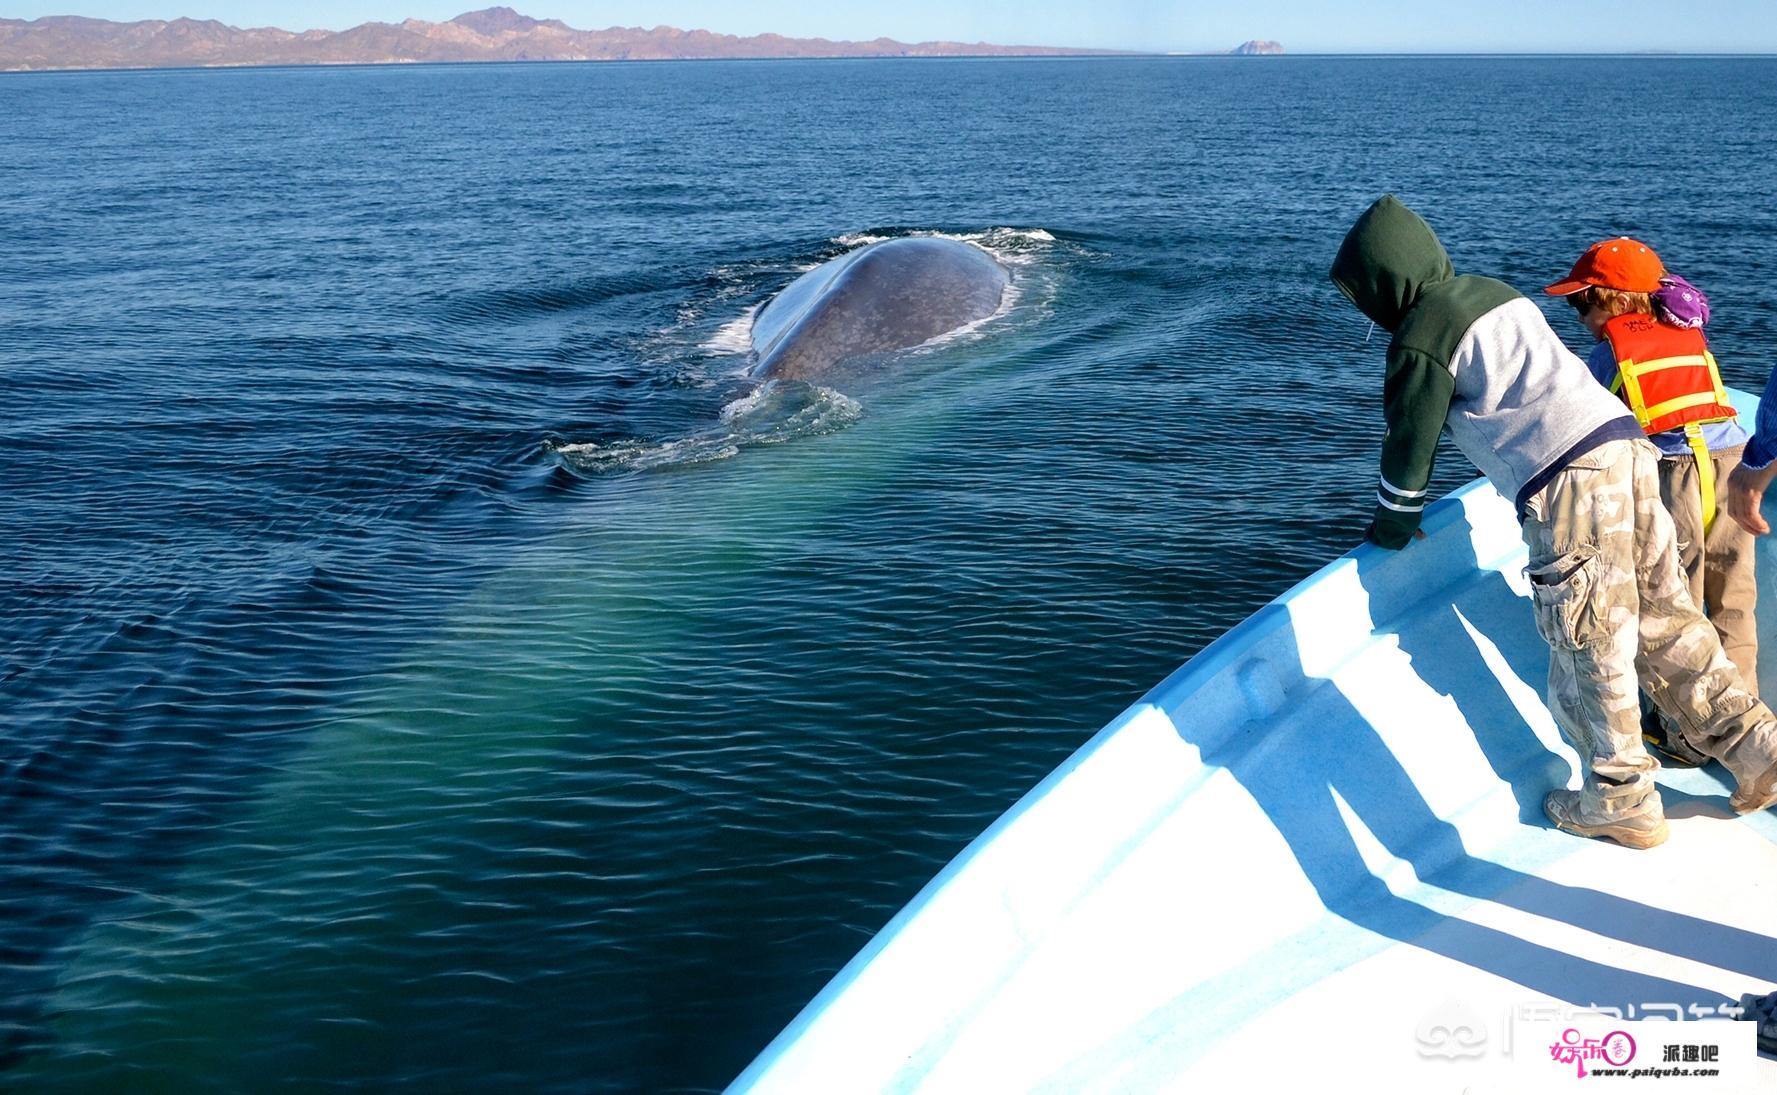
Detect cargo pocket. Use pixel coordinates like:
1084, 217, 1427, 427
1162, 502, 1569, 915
1526, 546, 1602, 652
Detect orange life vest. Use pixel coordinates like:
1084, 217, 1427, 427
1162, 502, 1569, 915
1603, 312, 1737, 530
1602, 313, 1734, 434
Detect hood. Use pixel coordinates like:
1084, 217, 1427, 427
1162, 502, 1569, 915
1329, 195, 1454, 332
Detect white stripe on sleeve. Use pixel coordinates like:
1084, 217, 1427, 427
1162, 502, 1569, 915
1378, 473, 1427, 499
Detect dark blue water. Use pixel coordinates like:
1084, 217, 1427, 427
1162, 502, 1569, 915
5, 56, 1777, 1091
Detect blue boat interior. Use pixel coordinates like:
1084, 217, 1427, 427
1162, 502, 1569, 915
731, 387, 1777, 1092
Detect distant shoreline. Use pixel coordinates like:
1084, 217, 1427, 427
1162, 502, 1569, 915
0, 53, 1168, 75
2, 53, 1180, 75
0, 8, 1162, 72
8, 52, 1777, 76
12, 7, 1774, 74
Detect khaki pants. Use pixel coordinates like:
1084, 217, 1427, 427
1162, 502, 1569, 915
1521, 438, 1777, 820
1658, 444, 1759, 695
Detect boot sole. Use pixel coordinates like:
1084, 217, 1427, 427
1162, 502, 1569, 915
1729, 786, 1777, 815
1543, 800, 1669, 849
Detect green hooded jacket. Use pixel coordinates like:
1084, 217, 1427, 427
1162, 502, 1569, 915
1330, 196, 1522, 547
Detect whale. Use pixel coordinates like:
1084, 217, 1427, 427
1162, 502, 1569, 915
750, 237, 1011, 383
548, 236, 1012, 475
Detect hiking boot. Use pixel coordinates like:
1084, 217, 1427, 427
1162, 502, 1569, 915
1728, 761, 1777, 814
1640, 706, 1707, 769
1543, 789, 1669, 849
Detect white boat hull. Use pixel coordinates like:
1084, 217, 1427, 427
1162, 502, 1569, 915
732, 389, 1777, 1093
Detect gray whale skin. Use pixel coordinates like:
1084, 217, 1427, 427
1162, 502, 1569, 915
750, 237, 1010, 383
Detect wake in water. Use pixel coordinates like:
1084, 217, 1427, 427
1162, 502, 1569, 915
546, 380, 863, 473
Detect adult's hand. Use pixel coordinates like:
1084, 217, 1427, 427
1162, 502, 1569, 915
1724, 461, 1777, 536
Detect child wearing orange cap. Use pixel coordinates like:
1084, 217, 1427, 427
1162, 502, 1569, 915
1545, 239, 1758, 769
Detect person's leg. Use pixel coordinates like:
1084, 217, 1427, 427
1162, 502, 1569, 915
1522, 441, 1663, 843
1657, 453, 1708, 608
1645, 454, 1714, 766
1629, 441, 1777, 812
1703, 446, 1758, 694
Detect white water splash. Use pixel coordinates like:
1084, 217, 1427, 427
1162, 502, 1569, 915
719, 380, 863, 441
546, 434, 743, 473
700, 304, 760, 355
827, 226, 1057, 269
550, 381, 863, 475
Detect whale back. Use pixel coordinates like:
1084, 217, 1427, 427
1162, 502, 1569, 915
751, 238, 1009, 384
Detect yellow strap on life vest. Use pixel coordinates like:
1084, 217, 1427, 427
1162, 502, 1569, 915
1686, 422, 1717, 534
1704, 350, 1732, 409
1641, 390, 1730, 426
1617, 356, 1647, 416
1620, 353, 1712, 378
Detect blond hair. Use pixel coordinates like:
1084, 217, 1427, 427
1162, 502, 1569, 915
1573, 285, 1654, 318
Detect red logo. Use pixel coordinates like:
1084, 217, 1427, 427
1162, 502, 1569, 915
1549, 1027, 1636, 1077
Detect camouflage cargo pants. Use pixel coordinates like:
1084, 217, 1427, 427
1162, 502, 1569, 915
1659, 443, 1758, 693
1521, 438, 1777, 821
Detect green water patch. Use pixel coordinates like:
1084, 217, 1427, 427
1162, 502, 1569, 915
17, 333, 1071, 1090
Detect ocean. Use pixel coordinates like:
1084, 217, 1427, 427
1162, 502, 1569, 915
5, 55, 1777, 1091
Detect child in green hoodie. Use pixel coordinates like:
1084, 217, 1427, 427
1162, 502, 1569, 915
1329, 194, 1777, 848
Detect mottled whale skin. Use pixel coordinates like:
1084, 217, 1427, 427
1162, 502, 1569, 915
750, 237, 1010, 383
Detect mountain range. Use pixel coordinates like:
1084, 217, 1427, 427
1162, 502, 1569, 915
0, 7, 1203, 70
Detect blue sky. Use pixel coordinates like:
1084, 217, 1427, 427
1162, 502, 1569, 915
12, 1, 1777, 53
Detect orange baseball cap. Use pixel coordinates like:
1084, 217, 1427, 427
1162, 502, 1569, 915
1543, 237, 1665, 295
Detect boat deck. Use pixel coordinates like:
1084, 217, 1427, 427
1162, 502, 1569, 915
732, 393, 1777, 1093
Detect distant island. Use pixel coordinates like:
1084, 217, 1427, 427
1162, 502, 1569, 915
0, 9, 1280, 71
1231, 40, 1284, 56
